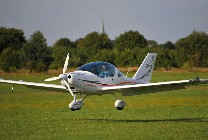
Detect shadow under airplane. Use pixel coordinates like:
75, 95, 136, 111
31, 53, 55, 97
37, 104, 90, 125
79, 118, 208, 123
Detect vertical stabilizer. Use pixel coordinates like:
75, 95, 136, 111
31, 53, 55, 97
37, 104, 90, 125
133, 53, 157, 83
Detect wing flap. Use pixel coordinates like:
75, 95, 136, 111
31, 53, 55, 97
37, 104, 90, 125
102, 80, 190, 96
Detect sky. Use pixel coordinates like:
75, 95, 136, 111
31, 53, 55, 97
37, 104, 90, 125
0, 0, 208, 45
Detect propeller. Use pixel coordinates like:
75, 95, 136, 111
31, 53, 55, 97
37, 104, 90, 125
63, 79, 74, 96
63, 53, 69, 74
45, 53, 70, 82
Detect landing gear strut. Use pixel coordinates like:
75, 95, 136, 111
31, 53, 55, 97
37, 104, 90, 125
69, 95, 87, 111
62, 79, 86, 111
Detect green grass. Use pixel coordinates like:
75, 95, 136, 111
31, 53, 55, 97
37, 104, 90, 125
0, 71, 208, 139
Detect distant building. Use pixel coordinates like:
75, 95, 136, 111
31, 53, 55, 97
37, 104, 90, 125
100, 15, 105, 34
100, 15, 115, 44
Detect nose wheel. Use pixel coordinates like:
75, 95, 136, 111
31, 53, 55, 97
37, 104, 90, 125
69, 95, 87, 111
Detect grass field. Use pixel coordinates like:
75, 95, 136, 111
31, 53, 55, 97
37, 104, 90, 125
0, 71, 208, 139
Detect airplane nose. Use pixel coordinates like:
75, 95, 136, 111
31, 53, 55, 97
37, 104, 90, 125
67, 73, 78, 86
67, 74, 74, 85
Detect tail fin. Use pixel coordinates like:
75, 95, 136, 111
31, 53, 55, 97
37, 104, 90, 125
133, 53, 157, 83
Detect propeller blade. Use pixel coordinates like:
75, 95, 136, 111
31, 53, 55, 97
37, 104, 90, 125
63, 53, 69, 74
63, 80, 74, 96
44, 74, 68, 82
45, 53, 69, 82
44, 77, 60, 82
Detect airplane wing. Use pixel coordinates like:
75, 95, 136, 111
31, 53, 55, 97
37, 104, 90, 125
0, 79, 66, 92
101, 79, 208, 96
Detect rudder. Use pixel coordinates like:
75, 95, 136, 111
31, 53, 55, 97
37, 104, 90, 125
133, 53, 157, 83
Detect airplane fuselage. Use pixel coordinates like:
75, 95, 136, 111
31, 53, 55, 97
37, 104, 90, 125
65, 70, 140, 95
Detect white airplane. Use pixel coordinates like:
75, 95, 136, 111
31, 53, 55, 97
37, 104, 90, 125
0, 53, 207, 111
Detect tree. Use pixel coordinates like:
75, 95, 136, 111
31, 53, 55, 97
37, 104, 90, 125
90, 49, 115, 65
0, 47, 25, 72
114, 30, 147, 66
98, 33, 113, 50
156, 48, 176, 70
0, 27, 26, 53
23, 31, 52, 72
77, 32, 113, 64
162, 41, 176, 50
77, 32, 100, 61
51, 38, 74, 69
147, 40, 158, 48
54, 38, 72, 47
114, 30, 147, 52
78, 32, 112, 50
0, 27, 26, 72
176, 30, 208, 68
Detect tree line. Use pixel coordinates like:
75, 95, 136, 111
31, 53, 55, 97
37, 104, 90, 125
0, 26, 208, 72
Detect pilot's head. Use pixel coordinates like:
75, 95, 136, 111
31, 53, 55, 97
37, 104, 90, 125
101, 65, 106, 70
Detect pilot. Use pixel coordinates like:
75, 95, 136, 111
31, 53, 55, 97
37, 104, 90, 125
99, 65, 108, 78
195, 76, 200, 82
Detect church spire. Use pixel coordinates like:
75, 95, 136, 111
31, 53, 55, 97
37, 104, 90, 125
101, 15, 105, 34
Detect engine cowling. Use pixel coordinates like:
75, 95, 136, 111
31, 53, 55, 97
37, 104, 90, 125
69, 100, 84, 111
115, 100, 127, 110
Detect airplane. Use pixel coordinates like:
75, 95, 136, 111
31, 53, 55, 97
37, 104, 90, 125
0, 53, 208, 111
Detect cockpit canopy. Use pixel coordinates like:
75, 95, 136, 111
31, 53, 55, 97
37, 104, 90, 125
77, 62, 124, 78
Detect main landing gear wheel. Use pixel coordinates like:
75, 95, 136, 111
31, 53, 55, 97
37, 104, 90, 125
115, 100, 127, 110
116, 107, 124, 110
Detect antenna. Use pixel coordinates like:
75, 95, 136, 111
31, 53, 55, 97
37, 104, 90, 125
126, 65, 131, 77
